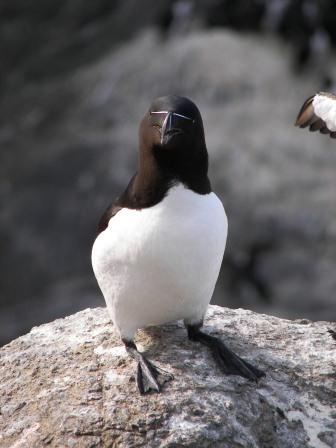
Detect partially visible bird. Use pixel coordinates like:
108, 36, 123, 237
91, 95, 265, 395
295, 92, 336, 138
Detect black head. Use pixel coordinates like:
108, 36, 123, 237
138, 95, 210, 192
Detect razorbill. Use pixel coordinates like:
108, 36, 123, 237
295, 91, 336, 138
92, 95, 265, 394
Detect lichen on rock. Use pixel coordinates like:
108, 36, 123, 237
0, 305, 335, 447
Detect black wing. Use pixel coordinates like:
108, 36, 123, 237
97, 203, 122, 235
96, 175, 138, 235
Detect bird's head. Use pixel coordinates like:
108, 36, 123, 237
138, 95, 208, 179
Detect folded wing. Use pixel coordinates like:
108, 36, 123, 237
295, 92, 336, 139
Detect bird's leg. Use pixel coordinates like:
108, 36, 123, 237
123, 339, 173, 394
186, 322, 265, 381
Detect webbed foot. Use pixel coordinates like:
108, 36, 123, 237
123, 339, 173, 394
187, 325, 265, 381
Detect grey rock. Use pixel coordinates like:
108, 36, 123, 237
1, 305, 335, 447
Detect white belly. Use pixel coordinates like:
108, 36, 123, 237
91, 184, 227, 339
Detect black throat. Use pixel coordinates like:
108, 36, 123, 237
117, 142, 211, 210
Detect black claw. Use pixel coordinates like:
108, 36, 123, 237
123, 339, 173, 395
212, 339, 265, 381
187, 326, 265, 382
138, 358, 160, 394
137, 362, 158, 394
137, 357, 173, 394
328, 329, 336, 341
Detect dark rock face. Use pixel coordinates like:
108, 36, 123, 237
1, 3, 336, 345
0, 1, 171, 344
1, 305, 335, 447
0, 0, 171, 87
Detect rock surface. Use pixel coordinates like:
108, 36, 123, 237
1, 305, 336, 447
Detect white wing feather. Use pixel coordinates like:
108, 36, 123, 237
295, 92, 336, 138
312, 94, 336, 132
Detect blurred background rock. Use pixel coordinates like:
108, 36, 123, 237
1, 0, 336, 346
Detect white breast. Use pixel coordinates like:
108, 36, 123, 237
91, 183, 227, 339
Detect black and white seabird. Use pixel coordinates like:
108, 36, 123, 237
295, 92, 336, 138
92, 95, 265, 394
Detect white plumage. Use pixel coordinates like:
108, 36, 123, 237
92, 183, 227, 340
312, 94, 336, 132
